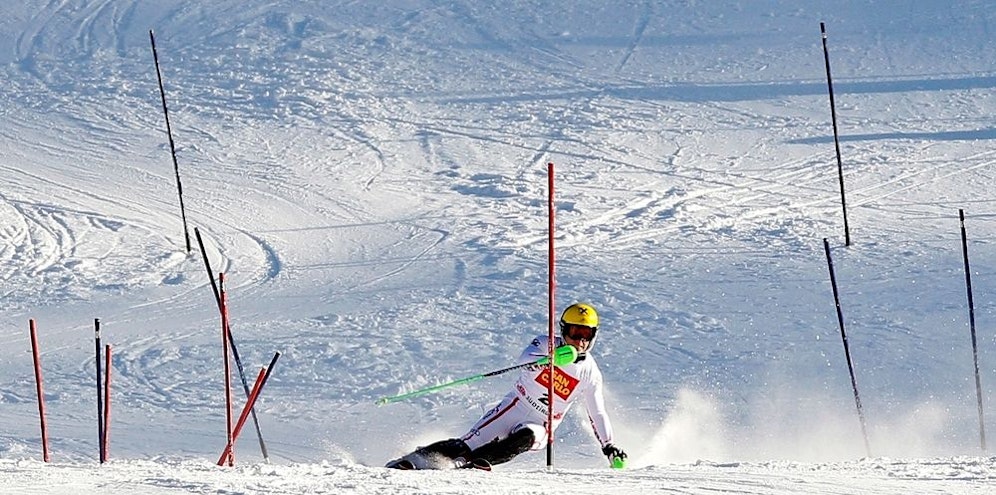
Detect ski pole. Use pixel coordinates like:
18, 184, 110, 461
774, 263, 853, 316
377, 345, 578, 405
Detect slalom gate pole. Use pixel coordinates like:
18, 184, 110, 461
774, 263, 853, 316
95, 318, 105, 464
217, 367, 265, 466
217, 351, 281, 466
376, 346, 577, 405
959, 209, 987, 452
194, 227, 269, 460
103, 344, 112, 463
220, 273, 234, 466
149, 29, 192, 253
823, 238, 870, 456
546, 162, 556, 470
259, 352, 282, 394
820, 22, 851, 247
29, 320, 50, 462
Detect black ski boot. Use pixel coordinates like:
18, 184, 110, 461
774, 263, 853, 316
386, 438, 472, 470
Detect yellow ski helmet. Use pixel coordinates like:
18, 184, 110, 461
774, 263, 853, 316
560, 303, 599, 353
560, 303, 598, 330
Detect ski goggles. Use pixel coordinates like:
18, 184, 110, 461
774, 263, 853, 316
564, 324, 597, 341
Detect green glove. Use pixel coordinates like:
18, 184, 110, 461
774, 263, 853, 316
540, 345, 579, 367
602, 444, 627, 469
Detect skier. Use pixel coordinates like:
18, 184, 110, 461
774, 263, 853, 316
386, 302, 627, 470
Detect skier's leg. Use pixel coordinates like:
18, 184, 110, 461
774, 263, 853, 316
388, 392, 526, 469
385, 438, 471, 469
459, 392, 526, 450
468, 424, 542, 466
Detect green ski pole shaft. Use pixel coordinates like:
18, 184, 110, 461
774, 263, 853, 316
377, 345, 577, 405
377, 374, 488, 405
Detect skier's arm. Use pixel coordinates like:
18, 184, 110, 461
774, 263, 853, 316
584, 366, 628, 467
584, 367, 615, 447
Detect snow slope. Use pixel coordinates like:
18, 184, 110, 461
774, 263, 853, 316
1, 0, 995, 493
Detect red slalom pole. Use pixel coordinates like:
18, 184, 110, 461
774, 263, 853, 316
194, 227, 270, 461
218, 368, 265, 465
217, 351, 281, 466
103, 344, 112, 463
220, 273, 234, 467
29, 320, 50, 462
546, 162, 556, 470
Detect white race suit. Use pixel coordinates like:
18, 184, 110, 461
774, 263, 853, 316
459, 335, 615, 452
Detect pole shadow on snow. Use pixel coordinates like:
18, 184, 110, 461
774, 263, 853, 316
788, 128, 996, 144
439, 75, 996, 105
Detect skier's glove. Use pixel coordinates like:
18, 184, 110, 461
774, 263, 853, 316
602, 443, 627, 462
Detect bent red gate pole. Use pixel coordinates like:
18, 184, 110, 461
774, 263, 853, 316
29, 320, 50, 462
218, 351, 281, 466
194, 227, 269, 461
217, 367, 265, 466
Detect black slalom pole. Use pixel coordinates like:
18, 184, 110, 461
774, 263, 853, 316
821, 22, 851, 247
823, 238, 870, 456
195, 228, 223, 306
94, 318, 105, 464
260, 352, 282, 396
150, 29, 192, 254
959, 209, 987, 452
194, 227, 270, 461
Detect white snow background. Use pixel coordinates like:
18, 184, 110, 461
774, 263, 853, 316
2, 0, 996, 493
